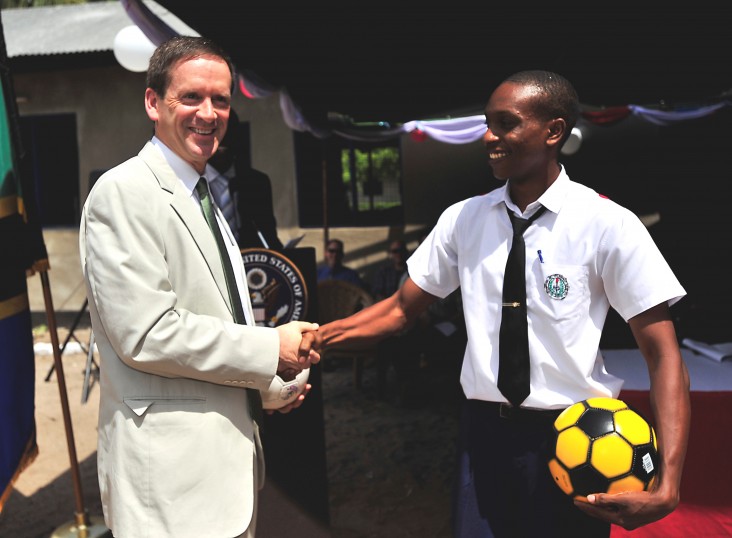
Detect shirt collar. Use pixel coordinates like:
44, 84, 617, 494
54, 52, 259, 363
535, 166, 569, 215
500, 165, 570, 217
151, 136, 208, 197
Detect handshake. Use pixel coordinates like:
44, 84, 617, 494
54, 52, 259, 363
275, 321, 323, 374
269, 321, 324, 414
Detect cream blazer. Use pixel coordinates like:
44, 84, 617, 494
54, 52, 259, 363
79, 142, 279, 538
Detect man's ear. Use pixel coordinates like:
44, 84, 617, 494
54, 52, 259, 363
144, 88, 159, 122
546, 118, 567, 148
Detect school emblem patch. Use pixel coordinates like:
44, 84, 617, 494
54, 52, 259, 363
241, 248, 309, 327
544, 273, 569, 300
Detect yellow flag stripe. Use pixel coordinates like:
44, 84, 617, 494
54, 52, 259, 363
0, 293, 29, 321
0, 193, 18, 219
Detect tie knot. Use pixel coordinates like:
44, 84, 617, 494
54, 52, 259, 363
510, 215, 532, 236
507, 205, 546, 236
195, 177, 209, 198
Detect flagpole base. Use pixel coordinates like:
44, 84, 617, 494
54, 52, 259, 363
50, 513, 110, 538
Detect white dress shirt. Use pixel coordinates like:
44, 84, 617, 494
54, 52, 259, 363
407, 167, 686, 408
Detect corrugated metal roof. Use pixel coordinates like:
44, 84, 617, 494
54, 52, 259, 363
2, 0, 198, 58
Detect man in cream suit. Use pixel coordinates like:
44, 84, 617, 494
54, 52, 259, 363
79, 36, 319, 538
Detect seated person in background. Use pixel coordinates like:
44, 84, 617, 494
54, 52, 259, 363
371, 239, 408, 300
372, 239, 419, 404
317, 239, 366, 288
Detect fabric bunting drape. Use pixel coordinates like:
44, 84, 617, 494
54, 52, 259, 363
122, 0, 732, 145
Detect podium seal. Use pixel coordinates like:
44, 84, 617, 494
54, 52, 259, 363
241, 248, 309, 327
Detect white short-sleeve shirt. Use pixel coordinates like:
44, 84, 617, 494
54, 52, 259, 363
407, 168, 686, 409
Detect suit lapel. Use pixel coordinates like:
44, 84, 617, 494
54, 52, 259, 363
138, 143, 233, 319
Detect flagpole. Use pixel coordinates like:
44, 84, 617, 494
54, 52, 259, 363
39, 270, 109, 538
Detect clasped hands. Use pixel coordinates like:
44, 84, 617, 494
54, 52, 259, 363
271, 321, 324, 413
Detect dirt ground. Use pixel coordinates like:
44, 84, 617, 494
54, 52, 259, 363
0, 324, 463, 538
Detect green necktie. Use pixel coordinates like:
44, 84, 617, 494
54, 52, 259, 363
196, 177, 262, 421
196, 177, 246, 323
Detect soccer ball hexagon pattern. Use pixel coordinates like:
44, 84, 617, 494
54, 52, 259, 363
548, 397, 658, 500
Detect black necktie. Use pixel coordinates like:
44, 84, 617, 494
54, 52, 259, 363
196, 177, 262, 421
498, 204, 547, 407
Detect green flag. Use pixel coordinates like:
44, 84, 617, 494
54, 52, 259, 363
0, 10, 46, 513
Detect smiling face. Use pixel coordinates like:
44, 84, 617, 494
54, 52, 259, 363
483, 81, 563, 184
145, 54, 232, 174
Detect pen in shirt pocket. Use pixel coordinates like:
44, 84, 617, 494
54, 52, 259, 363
537, 250, 544, 263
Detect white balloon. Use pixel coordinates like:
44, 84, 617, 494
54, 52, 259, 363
560, 126, 583, 156
113, 25, 156, 73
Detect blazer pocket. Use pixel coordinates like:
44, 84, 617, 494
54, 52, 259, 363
123, 396, 206, 417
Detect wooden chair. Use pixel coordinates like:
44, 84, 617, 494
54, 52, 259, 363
316, 279, 375, 389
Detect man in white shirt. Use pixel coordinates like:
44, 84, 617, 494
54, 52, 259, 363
315, 70, 690, 537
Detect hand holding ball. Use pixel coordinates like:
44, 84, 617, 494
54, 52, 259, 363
261, 368, 310, 410
548, 397, 658, 499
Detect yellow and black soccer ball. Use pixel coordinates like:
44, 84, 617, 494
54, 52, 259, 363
548, 397, 658, 500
